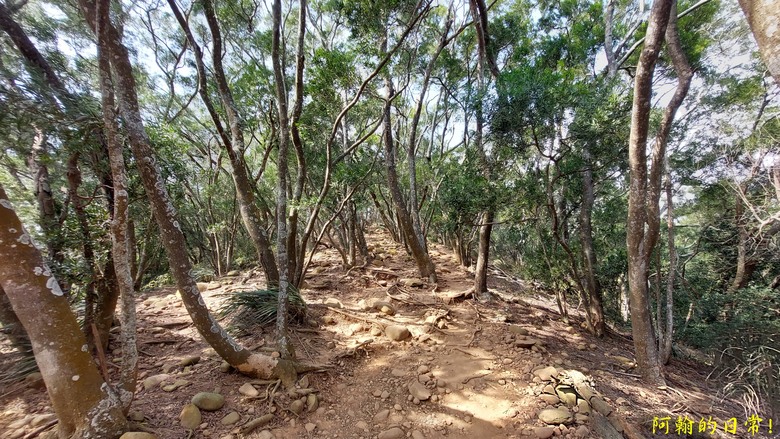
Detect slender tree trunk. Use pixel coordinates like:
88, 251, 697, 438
28, 128, 64, 273
95, 0, 138, 395
380, 32, 436, 282
406, 15, 451, 260
382, 72, 437, 282
271, 0, 294, 362
288, 0, 308, 287
468, 0, 497, 298
604, 0, 617, 76
67, 153, 101, 347
78, 0, 294, 383
171, 0, 279, 287
94, 256, 119, 352
580, 145, 606, 337
729, 196, 757, 292
660, 157, 676, 364
626, 0, 673, 386
0, 185, 127, 438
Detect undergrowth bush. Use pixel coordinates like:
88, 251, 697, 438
682, 285, 780, 419
216, 287, 307, 336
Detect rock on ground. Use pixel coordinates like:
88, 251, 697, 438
179, 404, 202, 430
386, 325, 411, 341
192, 392, 225, 411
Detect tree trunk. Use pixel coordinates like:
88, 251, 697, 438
406, 14, 451, 263
180, 0, 280, 288
474, 210, 493, 298
78, 0, 294, 383
580, 145, 606, 337
626, 0, 673, 385
0, 283, 29, 352
738, 0, 780, 85
0, 185, 127, 438
660, 157, 676, 364
271, 0, 295, 363
95, 0, 138, 394
28, 128, 64, 277
381, 34, 437, 283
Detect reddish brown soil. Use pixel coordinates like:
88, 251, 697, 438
0, 231, 765, 439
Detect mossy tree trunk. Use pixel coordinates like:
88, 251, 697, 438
0, 186, 127, 439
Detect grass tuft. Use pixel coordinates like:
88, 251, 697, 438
216, 287, 307, 335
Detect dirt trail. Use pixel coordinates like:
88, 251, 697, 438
0, 230, 751, 439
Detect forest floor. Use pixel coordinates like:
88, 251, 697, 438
0, 230, 766, 439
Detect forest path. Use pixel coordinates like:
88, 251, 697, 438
0, 230, 742, 439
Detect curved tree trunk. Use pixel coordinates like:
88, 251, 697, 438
170, 0, 280, 288
0, 185, 127, 439
382, 74, 437, 282
78, 0, 294, 383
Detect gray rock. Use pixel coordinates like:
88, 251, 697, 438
538, 408, 573, 425
555, 386, 577, 407
290, 399, 305, 415
540, 394, 560, 404
391, 368, 407, 377
411, 430, 425, 439
515, 337, 540, 348
221, 412, 241, 425
119, 433, 158, 439
257, 431, 275, 439
239, 383, 259, 397
163, 379, 190, 392
142, 374, 170, 390
408, 380, 431, 401
386, 325, 411, 341
533, 366, 558, 382
128, 410, 144, 422
192, 392, 225, 411
533, 426, 555, 439
307, 393, 319, 412
305, 423, 316, 432
180, 404, 202, 429
577, 399, 591, 415
179, 355, 201, 367
509, 325, 529, 335
575, 425, 590, 438
378, 427, 405, 439
373, 409, 390, 422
